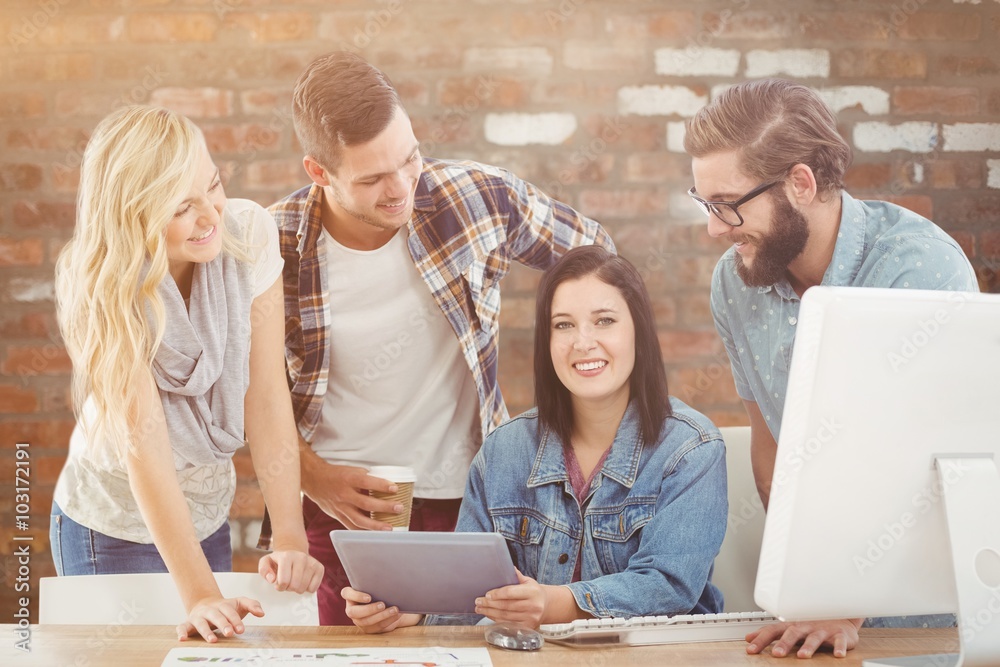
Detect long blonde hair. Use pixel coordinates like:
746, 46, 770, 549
56, 105, 246, 463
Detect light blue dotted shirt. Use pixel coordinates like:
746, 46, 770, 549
711, 191, 979, 441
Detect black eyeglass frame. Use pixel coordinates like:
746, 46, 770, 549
687, 181, 781, 227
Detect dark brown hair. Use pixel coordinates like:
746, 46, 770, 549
534, 246, 670, 448
292, 51, 402, 173
684, 79, 852, 200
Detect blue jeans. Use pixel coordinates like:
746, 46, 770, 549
50, 502, 232, 575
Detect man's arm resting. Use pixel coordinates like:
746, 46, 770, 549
744, 400, 777, 510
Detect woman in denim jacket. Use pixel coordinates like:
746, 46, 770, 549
344, 245, 728, 630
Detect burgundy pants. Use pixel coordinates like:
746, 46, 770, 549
302, 495, 462, 626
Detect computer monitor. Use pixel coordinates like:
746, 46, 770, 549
754, 286, 1000, 667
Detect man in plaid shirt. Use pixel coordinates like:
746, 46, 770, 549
265, 51, 614, 624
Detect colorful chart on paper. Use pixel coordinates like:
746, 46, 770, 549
161, 646, 493, 666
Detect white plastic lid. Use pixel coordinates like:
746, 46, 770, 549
366, 465, 417, 483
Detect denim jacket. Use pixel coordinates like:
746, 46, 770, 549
427, 397, 727, 624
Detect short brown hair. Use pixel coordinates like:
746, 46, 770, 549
684, 79, 852, 199
292, 51, 402, 173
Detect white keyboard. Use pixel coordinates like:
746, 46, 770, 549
540, 610, 779, 646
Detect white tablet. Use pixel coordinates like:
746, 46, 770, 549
331, 530, 519, 615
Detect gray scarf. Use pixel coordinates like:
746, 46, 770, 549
151, 249, 252, 469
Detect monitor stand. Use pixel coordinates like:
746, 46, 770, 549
864, 456, 1000, 667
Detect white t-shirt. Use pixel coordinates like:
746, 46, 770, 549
54, 198, 283, 543
311, 227, 480, 498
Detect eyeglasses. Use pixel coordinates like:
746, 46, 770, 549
687, 181, 780, 227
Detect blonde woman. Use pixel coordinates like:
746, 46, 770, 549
50, 105, 323, 642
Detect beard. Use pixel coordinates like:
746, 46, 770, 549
734, 193, 810, 287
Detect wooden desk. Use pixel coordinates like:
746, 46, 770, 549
1, 625, 959, 665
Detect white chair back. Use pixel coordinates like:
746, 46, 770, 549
714, 426, 767, 612
39, 572, 318, 626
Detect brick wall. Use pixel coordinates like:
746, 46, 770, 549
1, 0, 998, 621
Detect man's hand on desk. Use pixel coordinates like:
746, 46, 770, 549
301, 454, 402, 531
176, 596, 264, 643
342, 586, 422, 633
746, 618, 862, 658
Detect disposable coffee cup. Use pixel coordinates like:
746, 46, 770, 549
367, 465, 416, 531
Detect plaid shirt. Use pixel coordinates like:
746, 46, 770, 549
269, 158, 614, 445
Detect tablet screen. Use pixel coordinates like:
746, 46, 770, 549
331, 531, 519, 615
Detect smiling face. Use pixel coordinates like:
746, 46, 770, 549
549, 274, 636, 411
165, 142, 226, 284
692, 150, 809, 287
319, 106, 422, 246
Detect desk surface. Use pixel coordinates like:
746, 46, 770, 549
3, 625, 959, 666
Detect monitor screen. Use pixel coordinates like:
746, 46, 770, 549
754, 286, 1000, 666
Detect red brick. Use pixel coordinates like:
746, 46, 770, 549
670, 362, 742, 406
240, 88, 293, 116
534, 82, 617, 107
267, 49, 317, 82
201, 124, 282, 155
9, 53, 94, 82
624, 154, 690, 185
563, 41, 645, 71
222, 12, 314, 42
511, 8, 596, 38
149, 87, 233, 119
243, 160, 304, 191
0, 420, 74, 448
677, 292, 713, 328
658, 330, 724, 362
12, 201, 76, 231
582, 115, 663, 152
935, 55, 999, 77
981, 231, 1000, 258
3, 345, 72, 376
0, 93, 46, 120
606, 12, 698, 38
799, 13, 890, 41
928, 160, 982, 190
0, 386, 38, 413
54, 90, 121, 117
438, 77, 528, 110
7, 127, 90, 153
316, 10, 373, 43
395, 81, 429, 108
897, 13, 980, 41
36, 15, 123, 46
578, 189, 669, 220
32, 452, 69, 482
702, 11, 793, 39
844, 163, 892, 191
410, 114, 475, 151
127, 13, 218, 42
503, 264, 542, 294
376, 47, 463, 70
835, 49, 927, 79
893, 87, 979, 116
988, 90, 1000, 116
501, 297, 535, 330
0, 165, 43, 192
887, 195, 933, 221
39, 384, 72, 413
51, 165, 79, 193
0, 238, 44, 266
0, 312, 58, 340
650, 296, 678, 328
939, 194, 1000, 227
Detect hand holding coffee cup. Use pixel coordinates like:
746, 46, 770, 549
367, 465, 416, 530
